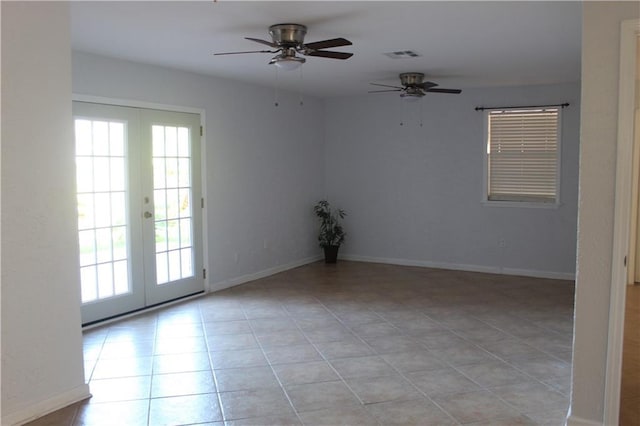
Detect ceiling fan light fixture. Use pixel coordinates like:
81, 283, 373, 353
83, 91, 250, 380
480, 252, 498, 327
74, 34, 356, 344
400, 93, 423, 102
271, 55, 305, 71
401, 85, 424, 101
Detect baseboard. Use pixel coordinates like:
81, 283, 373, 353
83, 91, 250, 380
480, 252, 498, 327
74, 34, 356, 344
208, 254, 574, 292
340, 254, 576, 281
2, 384, 91, 426
210, 255, 322, 292
501, 267, 575, 281
565, 413, 603, 426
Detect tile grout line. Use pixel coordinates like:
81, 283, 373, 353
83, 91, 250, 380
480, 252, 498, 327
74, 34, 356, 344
311, 295, 463, 425
314, 288, 566, 424
71, 262, 574, 426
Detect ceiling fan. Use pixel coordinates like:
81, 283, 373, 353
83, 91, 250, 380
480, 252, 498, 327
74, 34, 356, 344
214, 23, 353, 71
370, 73, 462, 101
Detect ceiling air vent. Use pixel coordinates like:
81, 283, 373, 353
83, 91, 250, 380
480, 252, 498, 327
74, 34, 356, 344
383, 50, 421, 59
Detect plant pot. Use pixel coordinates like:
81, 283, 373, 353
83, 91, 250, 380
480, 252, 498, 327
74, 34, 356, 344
323, 245, 339, 264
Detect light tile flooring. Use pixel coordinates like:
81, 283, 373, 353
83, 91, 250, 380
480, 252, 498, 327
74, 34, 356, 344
621, 284, 640, 425
27, 261, 575, 426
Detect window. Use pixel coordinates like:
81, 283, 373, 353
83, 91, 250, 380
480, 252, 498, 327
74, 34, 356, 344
484, 107, 561, 205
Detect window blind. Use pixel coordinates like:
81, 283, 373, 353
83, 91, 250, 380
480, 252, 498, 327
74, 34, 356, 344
487, 108, 560, 203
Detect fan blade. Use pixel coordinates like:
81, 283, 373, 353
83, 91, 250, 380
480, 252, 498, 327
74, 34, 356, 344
214, 49, 278, 56
306, 50, 353, 60
245, 37, 277, 48
425, 88, 462, 94
304, 37, 352, 50
368, 89, 402, 93
416, 81, 439, 89
369, 82, 403, 89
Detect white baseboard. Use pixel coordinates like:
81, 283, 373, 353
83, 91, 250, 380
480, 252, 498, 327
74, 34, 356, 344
565, 414, 603, 426
208, 254, 574, 293
3, 384, 91, 426
210, 255, 322, 292
340, 254, 576, 281
501, 267, 576, 281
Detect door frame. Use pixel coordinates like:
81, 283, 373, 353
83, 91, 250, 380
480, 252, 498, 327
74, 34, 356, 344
604, 19, 639, 426
72, 94, 210, 300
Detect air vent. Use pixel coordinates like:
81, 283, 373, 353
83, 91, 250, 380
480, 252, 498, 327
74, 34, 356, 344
384, 50, 421, 59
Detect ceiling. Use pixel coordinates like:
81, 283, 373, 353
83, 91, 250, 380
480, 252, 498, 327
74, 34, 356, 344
70, 1, 582, 98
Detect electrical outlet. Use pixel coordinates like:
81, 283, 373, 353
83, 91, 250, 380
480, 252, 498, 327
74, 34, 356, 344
499, 239, 507, 248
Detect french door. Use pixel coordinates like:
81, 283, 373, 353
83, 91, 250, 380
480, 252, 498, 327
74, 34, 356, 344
73, 102, 203, 324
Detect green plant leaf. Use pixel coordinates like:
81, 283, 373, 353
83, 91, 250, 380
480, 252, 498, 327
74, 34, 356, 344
314, 200, 347, 248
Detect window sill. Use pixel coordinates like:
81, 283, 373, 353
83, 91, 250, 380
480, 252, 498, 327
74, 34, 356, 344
481, 200, 561, 209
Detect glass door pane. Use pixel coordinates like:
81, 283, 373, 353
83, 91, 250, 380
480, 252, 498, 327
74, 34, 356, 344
141, 109, 203, 306
152, 124, 194, 285
75, 118, 130, 303
74, 102, 146, 325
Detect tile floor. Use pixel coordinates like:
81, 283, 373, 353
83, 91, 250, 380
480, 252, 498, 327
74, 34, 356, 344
26, 261, 575, 426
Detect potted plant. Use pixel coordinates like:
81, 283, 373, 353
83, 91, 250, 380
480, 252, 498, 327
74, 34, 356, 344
314, 199, 346, 263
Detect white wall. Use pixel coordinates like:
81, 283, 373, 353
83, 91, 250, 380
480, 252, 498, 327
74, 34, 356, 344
324, 83, 580, 278
72, 52, 326, 289
1, 3, 90, 424
569, 2, 640, 425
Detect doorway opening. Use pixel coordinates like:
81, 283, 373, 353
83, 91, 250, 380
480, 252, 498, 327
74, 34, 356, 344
73, 101, 205, 324
604, 20, 640, 426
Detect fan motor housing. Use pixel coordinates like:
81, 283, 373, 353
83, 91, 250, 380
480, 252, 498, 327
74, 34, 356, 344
269, 24, 307, 46
400, 72, 425, 86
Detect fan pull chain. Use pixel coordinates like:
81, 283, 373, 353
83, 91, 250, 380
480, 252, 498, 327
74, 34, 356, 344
420, 99, 423, 127
298, 66, 304, 107
399, 97, 405, 126
274, 66, 280, 107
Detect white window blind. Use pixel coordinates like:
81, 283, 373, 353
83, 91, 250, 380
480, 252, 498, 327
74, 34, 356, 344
486, 107, 560, 203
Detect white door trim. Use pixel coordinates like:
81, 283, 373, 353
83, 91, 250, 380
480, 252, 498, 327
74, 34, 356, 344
604, 18, 639, 426
72, 93, 203, 115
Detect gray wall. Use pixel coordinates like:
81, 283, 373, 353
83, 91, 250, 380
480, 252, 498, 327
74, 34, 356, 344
325, 83, 580, 278
73, 52, 326, 289
73, 52, 580, 285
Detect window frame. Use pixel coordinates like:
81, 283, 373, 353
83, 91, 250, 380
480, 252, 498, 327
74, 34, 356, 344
481, 106, 563, 209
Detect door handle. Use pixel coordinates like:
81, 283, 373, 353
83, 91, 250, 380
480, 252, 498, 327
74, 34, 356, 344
144, 211, 153, 219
